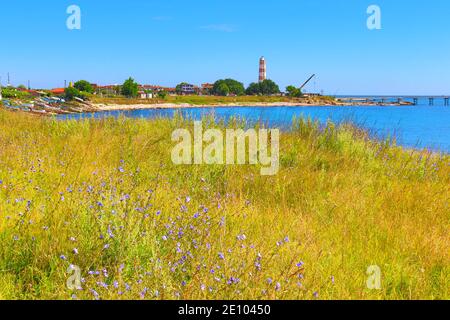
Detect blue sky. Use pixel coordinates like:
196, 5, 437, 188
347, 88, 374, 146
1, 0, 449, 95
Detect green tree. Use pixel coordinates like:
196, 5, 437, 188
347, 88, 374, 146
246, 80, 280, 95
121, 77, 139, 98
157, 91, 167, 99
64, 87, 81, 100
215, 83, 230, 96
245, 82, 261, 95
212, 79, 244, 96
286, 85, 302, 97
259, 79, 280, 95
74, 80, 94, 93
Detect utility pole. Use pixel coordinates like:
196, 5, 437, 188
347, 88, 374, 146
64, 80, 67, 88
7, 72, 10, 87
0, 76, 3, 100
28, 80, 31, 90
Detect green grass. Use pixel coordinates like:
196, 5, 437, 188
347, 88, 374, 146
0, 109, 448, 300
90, 94, 337, 106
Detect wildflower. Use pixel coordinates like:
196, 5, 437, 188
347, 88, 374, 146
69, 237, 77, 242
90, 289, 99, 300
156, 210, 161, 216
296, 261, 304, 268
13, 235, 19, 241
218, 252, 225, 260
313, 291, 319, 298
237, 234, 247, 241
113, 281, 119, 289
284, 236, 289, 243
193, 212, 200, 219
60, 255, 67, 260
181, 281, 187, 287
201, 284, 206, 291
140, 288, 148, 299
275, 282, 281, 291
186, 196, 191, 203
118, 166, 125, 173
162, 235, 168, 241
227, 277, 240, 285
331, 276, 335, 284
72, 248, 79, 255
267, 278, 273, 285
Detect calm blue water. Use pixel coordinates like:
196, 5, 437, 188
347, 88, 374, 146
59, 99, 450, 153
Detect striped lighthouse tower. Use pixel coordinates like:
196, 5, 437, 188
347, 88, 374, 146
259, 56, 266, 83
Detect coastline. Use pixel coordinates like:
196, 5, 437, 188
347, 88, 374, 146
92, 101, 406, 112
93, 101, 338, 111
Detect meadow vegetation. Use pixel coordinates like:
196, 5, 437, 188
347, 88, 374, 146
90, 94, 337, 106
0, 109, 448, 300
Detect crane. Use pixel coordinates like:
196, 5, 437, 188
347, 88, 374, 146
299, 74, 316, 92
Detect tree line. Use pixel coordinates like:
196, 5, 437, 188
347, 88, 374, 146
64, 77, 304, 100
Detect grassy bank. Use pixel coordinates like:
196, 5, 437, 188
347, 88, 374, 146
0, 109, 448, 300
90, 94, 337, 106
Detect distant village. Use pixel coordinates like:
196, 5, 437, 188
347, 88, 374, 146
0, 57, 329, 115
50, 82, 215, 99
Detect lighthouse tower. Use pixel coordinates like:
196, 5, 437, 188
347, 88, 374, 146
259, 57, 266, 82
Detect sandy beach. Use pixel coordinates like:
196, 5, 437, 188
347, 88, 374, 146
92, 101, 344, 111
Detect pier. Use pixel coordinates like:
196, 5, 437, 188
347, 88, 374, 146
337, 96, 450, 106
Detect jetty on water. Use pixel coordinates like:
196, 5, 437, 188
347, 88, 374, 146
337, 96, 450, 106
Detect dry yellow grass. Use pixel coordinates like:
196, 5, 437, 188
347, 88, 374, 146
0, 109, 448, 300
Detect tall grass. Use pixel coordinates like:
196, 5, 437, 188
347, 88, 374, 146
0, 109, 448, 300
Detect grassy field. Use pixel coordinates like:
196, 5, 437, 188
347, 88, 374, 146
90, 94, 337, 106
0, 109, 448, 300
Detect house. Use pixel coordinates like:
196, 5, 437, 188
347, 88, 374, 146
201, 83, 214, 95
50, 88, 66, 95
96, 85, 120, 96
138, 91, 153, 99
180, 83, 196, 95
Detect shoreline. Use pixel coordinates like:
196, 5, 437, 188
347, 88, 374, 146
92, 101, 407, 112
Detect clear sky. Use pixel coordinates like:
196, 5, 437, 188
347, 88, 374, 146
1, 0, 449, 95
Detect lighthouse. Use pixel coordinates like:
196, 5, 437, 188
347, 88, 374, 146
259, 57, 266, 82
